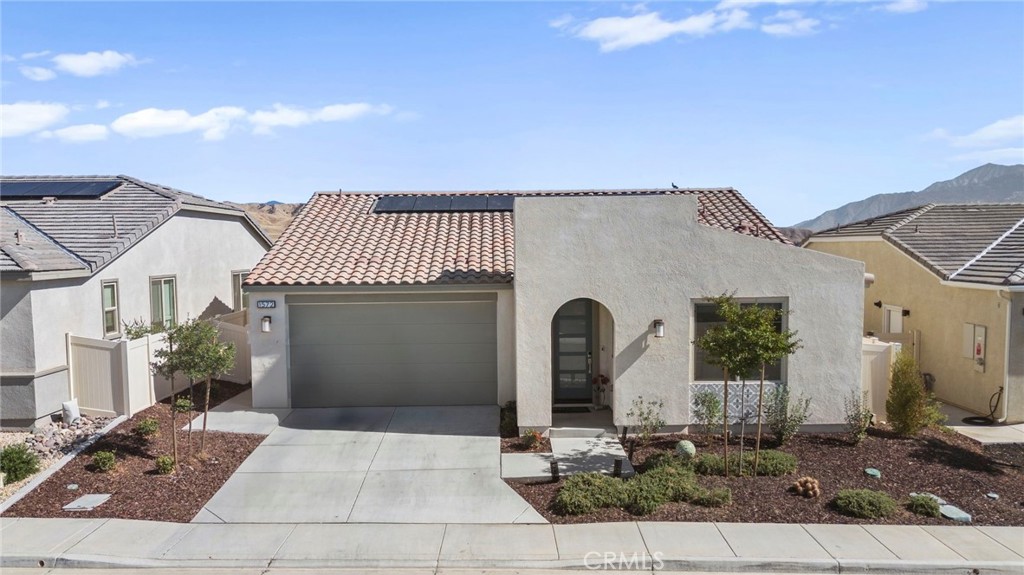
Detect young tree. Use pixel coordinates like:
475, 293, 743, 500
750, 306, 801, 475
693, 294, 759, 477
151, 328, 181, 470
171, 319, 236, 455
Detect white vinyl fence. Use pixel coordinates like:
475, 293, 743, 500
861, 336, 896, 422
67, 313, 251, 418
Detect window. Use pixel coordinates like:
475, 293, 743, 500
882, 305, 903, 334
101, 280, 120, 337
150, 276, 177, 330
693, 300, 785, 381
232, 271, 250, 312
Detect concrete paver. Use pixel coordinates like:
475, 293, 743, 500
922, 525, 1023, 561
552, 522, 648, 563
978, 525, 1024, 557
438, 524, 558, 563
501, 452, 555, 481
198, 471, 364, 523
235, 441, 382, 473
637, 522, 736, 558
161, 523, 295, 561
548, 437, 635, 477
370, 433, 498, 471
803, 523, 897, 560
514, 506, 550, 524
63, 518, 191, 559
862, 524, 965, 561
185, 390, 291, 434
0, 518, 105, 563
716, 523, 832, 560
271, 523, 444, 568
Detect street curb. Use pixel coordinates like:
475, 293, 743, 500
0, 416, 127, 515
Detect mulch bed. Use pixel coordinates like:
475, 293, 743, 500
501, 436, 553, 453
508, 426, 1024, 526
3, 381, 265, 523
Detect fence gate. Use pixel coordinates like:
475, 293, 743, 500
67, 334, 126, 417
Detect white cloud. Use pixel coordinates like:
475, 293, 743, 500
572, 11, 722, 52
21, 50, 51, 60
1, 54, 16, 63
39, 124, 109, 143
549, 14, 574, 29
19, 66, 57, 82
716, 0, 803, 8
949, 148, 1024, 164
718, 9, 755, 32
929, 115, 1024, 148
111, 106, 247, 140
877, 0, 927, 13
761, 9, 820, 36
0, 102, 70, 138
249, 103, 393, 134
52, 50, 140, 77
95, 100, 111, 110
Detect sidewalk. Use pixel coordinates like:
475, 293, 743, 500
2, 517, 1021, 573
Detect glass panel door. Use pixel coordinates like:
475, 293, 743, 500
553, 299, 593, 403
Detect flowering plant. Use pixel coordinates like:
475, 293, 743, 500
592, 374, 611, 391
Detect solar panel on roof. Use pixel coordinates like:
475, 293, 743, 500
450, 196, 489, 212
413, 196, 452, 212
374, 196, 416, 213
487, 195, 514, 211
1, 179, 121, 199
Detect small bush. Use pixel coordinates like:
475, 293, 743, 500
843, 390, 873, 445
92, 450, 117, 472
623, 473, 672, 515
834, 489, 898, 519
755, 450, 799, 476
643, 465, 699, 501
693, 453, 726, 476
765, 384, 811, 445
134, 417, 160, 438
886, 351, 929, 436
626, 397, 666, 445
521, 428, 542, 449
499, 401, 518, 438
554, 472, 625, 515
906, 494, 941, 517
122, 318, 153, 340
644, 451, 687, 471
692, 390, 722, 437
1, 444, 40, 482
155, 455, 175, 475
172, 397, 194, 414
693, 487, 732, 507
693, 450, 797, 477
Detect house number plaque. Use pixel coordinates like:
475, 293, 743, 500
256, 300, 277, 309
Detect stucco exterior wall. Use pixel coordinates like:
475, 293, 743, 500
1, 279, 34, 372
806, 239, 1016, 421
515, 195, 864, 429
248, 287, 516, 409
1008, 293, 1024, 423
2, 211, 267, 424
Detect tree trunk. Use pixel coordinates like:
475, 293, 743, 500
722, 367, 730, 478
170, 373, 178, 472
739, 377, 747, 476
186, 378, 194, 459
753, 363, 766, 477
201, 376, 212, 454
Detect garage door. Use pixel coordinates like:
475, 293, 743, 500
288, 296, 497, 407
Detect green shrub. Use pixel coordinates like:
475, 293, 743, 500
643, 465, 699, 502
692, 390, 722, 437
155, 455, 175, 475
693, 487, 732, 507
521, 428, 542, 449
499, 401, 518, 438
693, 450, 796, 477
766, 384, 811, 445
623, 473, 671, 515
92, 450, 117, 472
134, 417, 160, 438
554, 473, 625, 515
172, 397, 194, 413
886, 351, 929, 436
834, 489, 898, 519
644, 451, 688, 471
693, 453, 726, 476
1, 444, 40, 482
843, 390, 873, 445
906, 494, 941, 517
626, 397, 666, 445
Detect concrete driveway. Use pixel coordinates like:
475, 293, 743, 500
193, 405, 544, 524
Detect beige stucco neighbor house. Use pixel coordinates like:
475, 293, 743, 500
1, 176, 271, 428
805, 203, 1024, 424
245, 189, 864, 432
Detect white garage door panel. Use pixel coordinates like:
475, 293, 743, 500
288, 300, 498, 407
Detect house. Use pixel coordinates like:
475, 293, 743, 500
1, 175, 272, 428
245, 189, 865, 432
805, 203, 1024, 424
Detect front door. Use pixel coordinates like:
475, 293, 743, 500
553, 299, 593, 403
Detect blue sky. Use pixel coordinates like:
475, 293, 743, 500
2, 1, 1022, 226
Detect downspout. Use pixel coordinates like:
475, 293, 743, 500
997, 289, 1012, 423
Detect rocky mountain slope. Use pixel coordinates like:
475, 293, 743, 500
229, 201, 304, 241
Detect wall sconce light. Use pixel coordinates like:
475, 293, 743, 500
653, 319, 665, 338
901, 309, 911, 317
873, 300, 883, 308
261, 316, 272, 333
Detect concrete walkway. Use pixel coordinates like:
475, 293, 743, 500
940, 403, 1024, 444
2, 517, 1021, 573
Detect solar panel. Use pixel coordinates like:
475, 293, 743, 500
487, 195, 514, 211
374, 195, 416, 213
1, 179, 122, 199
450, 196, 489, 212
413, 195, 452, 212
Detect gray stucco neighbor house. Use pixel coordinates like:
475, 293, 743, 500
1, 175, 271, 428
245, 189, 864, 432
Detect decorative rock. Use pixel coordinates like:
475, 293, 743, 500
940, 504, 972, 523
986, 492, 999, 500
910, 491, 947, 505
675, 440, 696, 461
67, 483, 79, 491
865, 467, 881, 479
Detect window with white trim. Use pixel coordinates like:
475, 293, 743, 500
150, 276, 177, 331
101, 280, 120, 337
232, 271, 250, 312
693, 300, 785, 381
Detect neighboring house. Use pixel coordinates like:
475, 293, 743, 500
1, 176, 271, 428
805, 203, 1024, 424
245, 189, 864, 432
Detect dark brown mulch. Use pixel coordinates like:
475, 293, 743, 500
501, 436, 553, 453
3, 381, 265, 523
507, 427, 1024, 526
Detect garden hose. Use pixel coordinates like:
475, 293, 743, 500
961, 386, 1004, 426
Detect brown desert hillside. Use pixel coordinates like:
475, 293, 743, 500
230, 202, 304, 241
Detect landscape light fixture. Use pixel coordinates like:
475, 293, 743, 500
261, 316, 272, 333
873, 301, 883, 308
654, 319, 666, 338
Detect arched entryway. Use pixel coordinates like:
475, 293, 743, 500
551, 298, 614, 411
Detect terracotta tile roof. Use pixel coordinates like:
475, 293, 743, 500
248, 188, 790, 287
809, 203, 1024, 286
